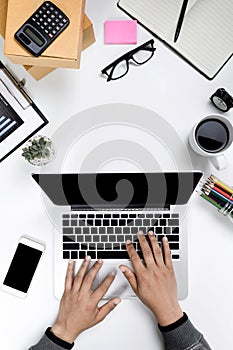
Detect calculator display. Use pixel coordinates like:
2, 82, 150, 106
24, 27, 44, 47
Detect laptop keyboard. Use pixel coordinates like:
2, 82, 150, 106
62, 212, 180, 260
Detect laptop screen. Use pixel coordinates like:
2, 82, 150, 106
32, 172, 202, 209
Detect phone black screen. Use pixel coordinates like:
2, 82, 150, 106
3, 243, 42, 293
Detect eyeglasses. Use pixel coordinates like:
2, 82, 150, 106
101, 39, 156, 82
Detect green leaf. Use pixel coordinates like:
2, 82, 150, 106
32, 150, 39, 155
46, 141, 51, 147
39, 137, 46, 146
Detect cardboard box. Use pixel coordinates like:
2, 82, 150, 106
5, 0, 85, 68
0, 0, 7, 37
82, 14, 96, 51
24, 15, 95, 80
1, 1, 95, 80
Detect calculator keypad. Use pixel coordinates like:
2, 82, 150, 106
30, 1, 69, 39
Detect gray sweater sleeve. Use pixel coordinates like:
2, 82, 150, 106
28, 316, 211, 350
28, 328, 74, 350
159, 317, 212, 350
28, 334, 68, 350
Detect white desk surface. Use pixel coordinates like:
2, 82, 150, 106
0, 1, 233, 349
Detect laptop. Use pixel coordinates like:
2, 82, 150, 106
32, 171, 202, 300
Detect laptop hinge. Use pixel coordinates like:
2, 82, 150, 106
70, 206, 170, 211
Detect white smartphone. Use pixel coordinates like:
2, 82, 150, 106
2, 236, 45, 298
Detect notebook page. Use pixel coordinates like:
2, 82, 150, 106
170, 0, 233, 78
118, 0, 199, 39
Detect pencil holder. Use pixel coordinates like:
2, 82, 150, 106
218, 198, 233, 223
199, 175, 233, 223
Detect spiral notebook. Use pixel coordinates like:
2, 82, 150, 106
118, 0, 233, 79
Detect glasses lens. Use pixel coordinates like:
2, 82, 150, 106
110, 60, 128, 79
132, 49, 154, 64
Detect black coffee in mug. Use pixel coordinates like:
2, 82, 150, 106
195, 118, 229, 153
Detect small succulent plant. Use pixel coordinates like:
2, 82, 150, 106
22, 136, 52, 162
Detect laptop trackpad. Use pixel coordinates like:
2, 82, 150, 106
98, 261, 135, 299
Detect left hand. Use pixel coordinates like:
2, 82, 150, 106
51, 257, 121, 343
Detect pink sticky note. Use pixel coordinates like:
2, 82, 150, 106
104, 20, 137, 44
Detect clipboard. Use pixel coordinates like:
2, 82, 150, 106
0, 61, 48, 162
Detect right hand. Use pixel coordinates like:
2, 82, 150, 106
120, 231, 183, 326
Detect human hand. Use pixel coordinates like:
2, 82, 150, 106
51, 257, 121, 343
120, 231, 183, 326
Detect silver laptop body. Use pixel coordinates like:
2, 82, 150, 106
32, 171, 202, 300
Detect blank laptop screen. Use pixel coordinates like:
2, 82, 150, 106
32, 172, 202, 209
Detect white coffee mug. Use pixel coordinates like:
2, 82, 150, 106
189, 114, 233, 170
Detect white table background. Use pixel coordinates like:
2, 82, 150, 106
0, 1, 233, 349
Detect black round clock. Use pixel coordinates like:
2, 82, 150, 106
210, 88, 233, 112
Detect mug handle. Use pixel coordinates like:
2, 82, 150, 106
209, 154, 228, 170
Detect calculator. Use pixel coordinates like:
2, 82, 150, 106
14, 1, 70, 57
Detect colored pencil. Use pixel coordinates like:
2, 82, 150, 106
212, 184, 233, 200
210, 175, 233, 195
200, 193, 222, 210
207, 188, 233, 205
203, 190, 225, 208
206, 181, 233, 198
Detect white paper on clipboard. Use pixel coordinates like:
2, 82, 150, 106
0, 61, 48, 162
0, 70, 30, 109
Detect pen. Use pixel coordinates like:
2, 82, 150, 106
174, 0, 189, 43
